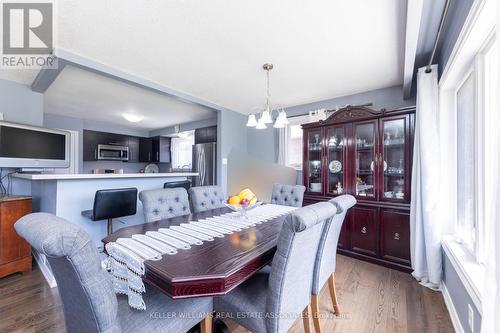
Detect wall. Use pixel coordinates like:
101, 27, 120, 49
216, 109, 247, 192
150, 117, 217, 137
247, 85, 416, 164
437, 0, 475, 76
443, 252, 482, 333
0, 79, 44, 126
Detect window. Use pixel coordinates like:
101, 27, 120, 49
170, 132, 195, 170
284, 115, 309, 170
453, 34, 498, 260
456, 71, 476, 251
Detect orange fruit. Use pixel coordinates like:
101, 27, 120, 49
228, 196, 241, 205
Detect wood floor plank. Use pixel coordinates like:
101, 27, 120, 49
0, 256, 454, 333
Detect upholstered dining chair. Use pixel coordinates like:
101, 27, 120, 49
310, 195, 356, 333
189, 186, 226, 213
214, 201, 338, 333
14, 213, 213, 333
270, 183, 306, 207
139, 188, 191, 223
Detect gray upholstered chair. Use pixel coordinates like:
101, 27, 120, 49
139, 188, 191, 223
310, 195, 356, 333
270, 183, 306, 207
14, 213, 213, 333
215, 201, 338, 333
189, 186, 226, 213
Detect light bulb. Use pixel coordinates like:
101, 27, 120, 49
261, 107, 273, 124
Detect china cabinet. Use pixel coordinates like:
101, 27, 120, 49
302, 105, 415, 271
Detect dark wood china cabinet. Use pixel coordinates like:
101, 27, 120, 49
302, 106, 415, 272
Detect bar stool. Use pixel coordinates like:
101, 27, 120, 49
164, 180, 191, 192
81, 188, 138, 235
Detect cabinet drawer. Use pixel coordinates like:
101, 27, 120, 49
380, 209, 410, 265
350, 206, 378, 256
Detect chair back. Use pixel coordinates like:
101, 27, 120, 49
189, 185, 226, 213
266, 202, 337, 333
93, 188, 137, 221
270, 184, 306, 207
14, 213, 121, 333
164, 180, 191, 192
312, 195, 356, 295
139, 188, 191, 223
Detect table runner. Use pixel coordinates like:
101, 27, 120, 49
105, 204, 296, 310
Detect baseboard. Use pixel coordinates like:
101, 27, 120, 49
441, 282, 465, 333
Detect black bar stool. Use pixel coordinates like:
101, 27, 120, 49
82, 188, 138, 235
164, 180, 191, 192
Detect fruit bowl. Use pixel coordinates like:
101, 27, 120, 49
223, 200, 262, 212
224, 188, 261, 218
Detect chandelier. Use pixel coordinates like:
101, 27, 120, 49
246, 63, 288, 129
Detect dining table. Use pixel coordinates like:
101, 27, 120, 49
102, 206, 290, 332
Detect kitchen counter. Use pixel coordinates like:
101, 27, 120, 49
12, 172, 198, 180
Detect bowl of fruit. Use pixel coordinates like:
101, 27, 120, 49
224, 188, 262, 217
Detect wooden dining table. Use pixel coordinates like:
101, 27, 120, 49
102, 207, 287, 299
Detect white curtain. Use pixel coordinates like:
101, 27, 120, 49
277, 127, 287, 165
410, 64, 442, 289
480, 16, 500, 333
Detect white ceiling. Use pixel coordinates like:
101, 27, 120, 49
44, 66, 216, 130
1, 0, 407, 115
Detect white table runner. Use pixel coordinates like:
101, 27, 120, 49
105, 204, 297, 310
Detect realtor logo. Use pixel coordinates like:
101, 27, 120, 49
1, 1, 56, 69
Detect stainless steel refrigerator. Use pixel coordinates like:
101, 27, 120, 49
192, 143, 216, 186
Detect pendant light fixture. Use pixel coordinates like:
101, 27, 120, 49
247, 63, 289, 129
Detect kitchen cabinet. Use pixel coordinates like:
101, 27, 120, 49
302, 105, 415, 272
152, 136, 171, 163
139, 137, 153, 163
83, 130, 130, 161
127, 136, 140, 163
195, 126, 217, 144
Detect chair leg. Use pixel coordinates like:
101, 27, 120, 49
302, 305, 311, 333
107, 218, 113, 235
201, 314, 213, 333
311, 294, 323, 333
328, 273, 341, 314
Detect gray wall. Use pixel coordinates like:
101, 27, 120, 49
0, 79, 44, 126
443, 252, 481, 332
247, 85, 416, 164
437, 0, 475, 76
216, 109, 248, 191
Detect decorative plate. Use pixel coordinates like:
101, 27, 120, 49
144, 163, 159, 173
329, 160, 342, 173
370, 161, 387, 172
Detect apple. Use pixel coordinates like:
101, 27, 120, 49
240, 198, 250, 206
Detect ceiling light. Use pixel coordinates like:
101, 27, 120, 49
246, 114, 258, 127
273, 111, 287, 128
122, 113, 144, 123
261, 107, 273, 124
256, 116, 267, 129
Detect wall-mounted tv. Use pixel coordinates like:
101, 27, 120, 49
0, 121, 70, 168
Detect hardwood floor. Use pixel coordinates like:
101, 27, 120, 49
0, 256, 453, 333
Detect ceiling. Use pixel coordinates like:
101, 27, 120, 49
1, 0, 407, 115
44, 65, 216, 130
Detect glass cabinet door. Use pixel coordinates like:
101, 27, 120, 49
381, 117, 408, 201
326, 126, 347, 196
305, 129, 323, 194
354, 122, 377, 198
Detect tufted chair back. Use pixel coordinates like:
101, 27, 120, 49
139, 188, 191, 223
14, 213, 121, 333
189, 186, 226, 213
312, 195, 356, 295
270, 184, 306, 207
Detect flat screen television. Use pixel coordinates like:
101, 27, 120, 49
0, 121, 70, 168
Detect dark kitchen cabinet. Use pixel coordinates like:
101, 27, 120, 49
127, 137, 140, 163
152, 136, 171, 163
83, 130, 100, 161
302, 105, 415, 272
195, 126, 217, 144
139, 137, 153, 163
